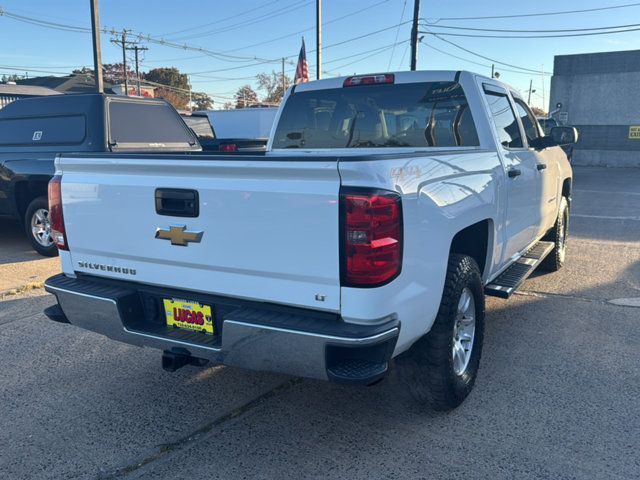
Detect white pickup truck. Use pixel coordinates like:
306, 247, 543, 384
44, 71, 577, 410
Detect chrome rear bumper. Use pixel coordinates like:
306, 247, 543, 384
45, 274, 399, 384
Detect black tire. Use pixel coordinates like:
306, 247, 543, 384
24, 196, 58, 257
397, 254, 485, 411
541, 197, 569, 272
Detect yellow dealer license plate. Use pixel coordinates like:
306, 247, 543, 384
163, 298, 214, 335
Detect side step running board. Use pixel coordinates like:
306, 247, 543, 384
485, 241, 555, 299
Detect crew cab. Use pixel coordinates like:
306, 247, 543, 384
44, 71, 577, 410
0, 94, 200, 255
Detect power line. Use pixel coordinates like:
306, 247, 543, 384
225, 0, 390, 53
429, 35, 551, 75
159, 0, 280, 38
420, 40, 547, 77
0, 8, 282, 65
426, 2, 640, 22
388, 0, 408, 70
330, 42, 405, 73
423, 22, 640, 34
169, 0, 313, 42
421, 26, 640, 39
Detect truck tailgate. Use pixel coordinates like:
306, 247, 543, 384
58, 156, 341, 312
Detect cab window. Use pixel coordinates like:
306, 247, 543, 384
272, 81, 479, 149
514, 98, 541, 144
483, 90, 523, 149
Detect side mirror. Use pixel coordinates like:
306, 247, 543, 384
550, 126, 578, 145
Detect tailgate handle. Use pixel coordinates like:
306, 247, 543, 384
155, 189, 199, 217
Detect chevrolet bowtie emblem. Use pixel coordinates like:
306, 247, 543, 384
155, 225, 204, 246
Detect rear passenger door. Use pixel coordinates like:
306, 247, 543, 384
482, 84, 542, 263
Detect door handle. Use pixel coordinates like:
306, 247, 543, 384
155, 188, 199, 217
537, 163, 547, 171
507, 169, 522, 178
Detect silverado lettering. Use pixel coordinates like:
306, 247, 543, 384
77, 261, 137, 276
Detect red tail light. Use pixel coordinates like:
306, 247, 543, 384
48, 175, 68, 250
343, 74, 394, 87
219, 143, 238, 152
341, 188, 402, 287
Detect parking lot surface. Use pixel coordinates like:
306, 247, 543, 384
0, 219, 59, 294
0, 166, 638, 480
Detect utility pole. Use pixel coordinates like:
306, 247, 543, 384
131, 45, 148, 96
527, 79, 534, 104
410, 0, 420, 71
281, 57, 286, 100
112, 32, 147, 97
541, 64, 546, 112
491, 64, 495, 78
316, 0, 322, 79
111, 30, 131, 95
89, 0, 104, 93
121, 31, 128, 95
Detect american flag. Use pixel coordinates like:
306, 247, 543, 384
294, 38, 309, 84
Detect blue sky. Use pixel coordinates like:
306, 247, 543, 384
1, 0, 639, 109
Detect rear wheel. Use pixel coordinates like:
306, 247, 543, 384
397, 254, 485, 410
541, 196, 569, 272
24, 196, 58, 257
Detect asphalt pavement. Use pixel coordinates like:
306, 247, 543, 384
0, 166, 638, 480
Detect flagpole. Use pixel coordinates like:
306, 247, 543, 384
316, 0, 322, 80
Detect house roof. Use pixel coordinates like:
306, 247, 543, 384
0, 83, 62, 96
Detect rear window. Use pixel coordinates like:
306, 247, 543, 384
0, 115, 85, 146
272, 81, 479, 149
108, 100, 197, 149
183, 115, 215, 139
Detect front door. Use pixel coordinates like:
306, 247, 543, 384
481, 83, 542, 263
512, 97, 559, 235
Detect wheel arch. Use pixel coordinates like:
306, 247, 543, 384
14, 179, 50, 224
449, 219, 493, 279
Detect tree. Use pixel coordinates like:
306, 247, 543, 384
256, 71, 292, 105
145, 67, 190, 110
72, 63, 134, 83
234, 85, 258, 108
223, 101, 234, 110
155, 89, 189, 110
531, 106, 547, 117
1, 74, 23, 83
192, 92, 213, 110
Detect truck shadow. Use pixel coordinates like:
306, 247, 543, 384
0, 217, 45, 265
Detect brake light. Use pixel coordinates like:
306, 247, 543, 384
343, 74, 394, 87
219, 143, 238, 152
341, 189, 402, 287
48, 175, 68, 251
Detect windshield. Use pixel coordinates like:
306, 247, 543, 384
272, 81, 479, 149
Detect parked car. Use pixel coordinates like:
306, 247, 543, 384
44, 71, 577, 410
0, 94, 200, 256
